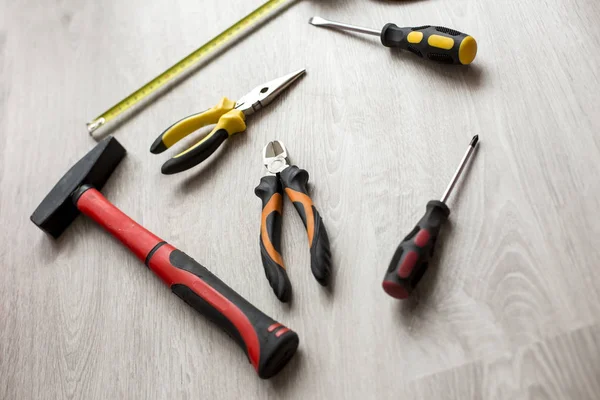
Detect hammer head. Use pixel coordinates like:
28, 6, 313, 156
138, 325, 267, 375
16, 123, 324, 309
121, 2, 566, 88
30, 136, 126, 238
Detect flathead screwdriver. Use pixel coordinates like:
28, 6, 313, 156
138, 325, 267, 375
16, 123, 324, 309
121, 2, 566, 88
309, 16, 477, 65
382, 135, 479, 299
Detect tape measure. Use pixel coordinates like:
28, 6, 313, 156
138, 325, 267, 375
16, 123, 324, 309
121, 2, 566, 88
87, 0, 292, 135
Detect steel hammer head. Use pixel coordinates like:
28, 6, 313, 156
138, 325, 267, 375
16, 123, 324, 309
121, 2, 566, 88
30, 136, 126, 238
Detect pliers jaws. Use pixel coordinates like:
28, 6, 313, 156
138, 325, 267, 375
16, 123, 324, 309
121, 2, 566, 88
236, 69, 305, 116
262, 140, 290, 175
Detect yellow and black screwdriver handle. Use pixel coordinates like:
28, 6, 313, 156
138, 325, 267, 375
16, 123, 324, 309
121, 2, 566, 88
255, 166, 332, 302
150, 97, 247, 175
380, 24, 477, 65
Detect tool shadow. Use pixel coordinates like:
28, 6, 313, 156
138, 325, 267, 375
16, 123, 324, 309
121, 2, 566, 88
268, 349, 306, 393
389, 49, 486, 88
318, 0, 428, 7
35, 232, 68, 264
371, 0, 429, 4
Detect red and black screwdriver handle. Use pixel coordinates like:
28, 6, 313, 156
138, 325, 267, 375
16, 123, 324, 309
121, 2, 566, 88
255, 166, 332, 302
73, 185, 298, 379
382, 200, 449, 299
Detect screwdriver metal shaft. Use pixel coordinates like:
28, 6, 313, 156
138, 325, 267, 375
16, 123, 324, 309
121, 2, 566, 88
440, 135, 479, 203
308, 16, 380, 36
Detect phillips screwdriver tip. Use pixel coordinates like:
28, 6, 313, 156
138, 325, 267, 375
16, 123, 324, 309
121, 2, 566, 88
440, 135, 479, 203
470, 135, 479, 147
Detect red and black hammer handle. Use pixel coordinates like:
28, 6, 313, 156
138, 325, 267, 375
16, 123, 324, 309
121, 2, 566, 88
74, 185, 298, 379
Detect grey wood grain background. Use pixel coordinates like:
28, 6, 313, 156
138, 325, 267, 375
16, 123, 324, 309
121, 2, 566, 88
2, 0, 600, 399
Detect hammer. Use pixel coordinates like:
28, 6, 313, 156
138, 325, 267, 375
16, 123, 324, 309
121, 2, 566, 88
30, 136, 298, 379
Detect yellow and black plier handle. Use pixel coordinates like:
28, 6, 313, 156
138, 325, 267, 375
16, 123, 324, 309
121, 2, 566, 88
150, 69, 306, 175
150, 97, 246, 175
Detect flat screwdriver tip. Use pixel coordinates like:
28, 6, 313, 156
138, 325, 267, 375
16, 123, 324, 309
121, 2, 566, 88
309, 16, 325, 26
470, 135, 479, 147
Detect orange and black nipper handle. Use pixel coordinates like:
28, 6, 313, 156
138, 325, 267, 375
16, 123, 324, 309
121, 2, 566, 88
255, 166, 332, 302
74, 185, 298, 379
255, 176, 292, 302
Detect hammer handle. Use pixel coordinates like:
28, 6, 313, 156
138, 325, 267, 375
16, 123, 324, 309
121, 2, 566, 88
75, 187, 298, 379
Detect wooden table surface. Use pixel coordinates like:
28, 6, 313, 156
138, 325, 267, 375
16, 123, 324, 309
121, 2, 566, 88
2, 0, 600, 398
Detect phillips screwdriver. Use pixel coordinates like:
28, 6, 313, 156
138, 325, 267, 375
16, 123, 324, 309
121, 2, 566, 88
309, 16, 477, 65
382, 135, 479, 299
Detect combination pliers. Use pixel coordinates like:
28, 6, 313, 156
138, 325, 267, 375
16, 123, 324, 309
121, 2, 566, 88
255, 141, 332, 302
150, 69, 305, 175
